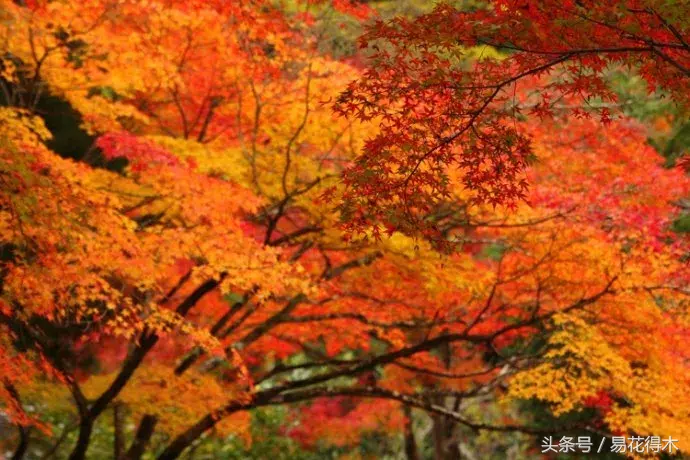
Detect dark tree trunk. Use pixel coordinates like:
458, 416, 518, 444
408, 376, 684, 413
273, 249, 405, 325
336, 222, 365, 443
68, 418, 93, 460
121, 414, 158, 460
403, 406, 420, 460
12, 425, 31, 460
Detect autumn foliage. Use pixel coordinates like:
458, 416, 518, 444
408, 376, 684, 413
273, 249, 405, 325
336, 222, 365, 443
1, 0, 690, 459
335, 0, 690, 238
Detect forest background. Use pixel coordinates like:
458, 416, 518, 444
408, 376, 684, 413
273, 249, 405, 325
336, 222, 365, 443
1, 0, 690, 459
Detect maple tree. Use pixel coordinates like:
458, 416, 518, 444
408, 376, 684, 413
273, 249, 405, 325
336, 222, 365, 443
335, 0, 690, 238
0, 1, 690, 459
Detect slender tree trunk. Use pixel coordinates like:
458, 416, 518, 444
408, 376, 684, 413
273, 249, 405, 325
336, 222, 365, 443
113, 403, 124, 460
403, 406, 420, 460
432, 413, 446, 460
12, 425, 31, 460
121, 414, 158, 460
443, 405, 461, 460
68, 418, 94, 460
432, 410, 461, 460
431, 332, 462, 460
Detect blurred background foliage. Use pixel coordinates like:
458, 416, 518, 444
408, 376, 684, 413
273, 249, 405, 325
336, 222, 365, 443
1, 0, 687, 458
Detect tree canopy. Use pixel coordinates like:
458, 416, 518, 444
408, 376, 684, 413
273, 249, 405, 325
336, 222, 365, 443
1, 1, 689, 459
